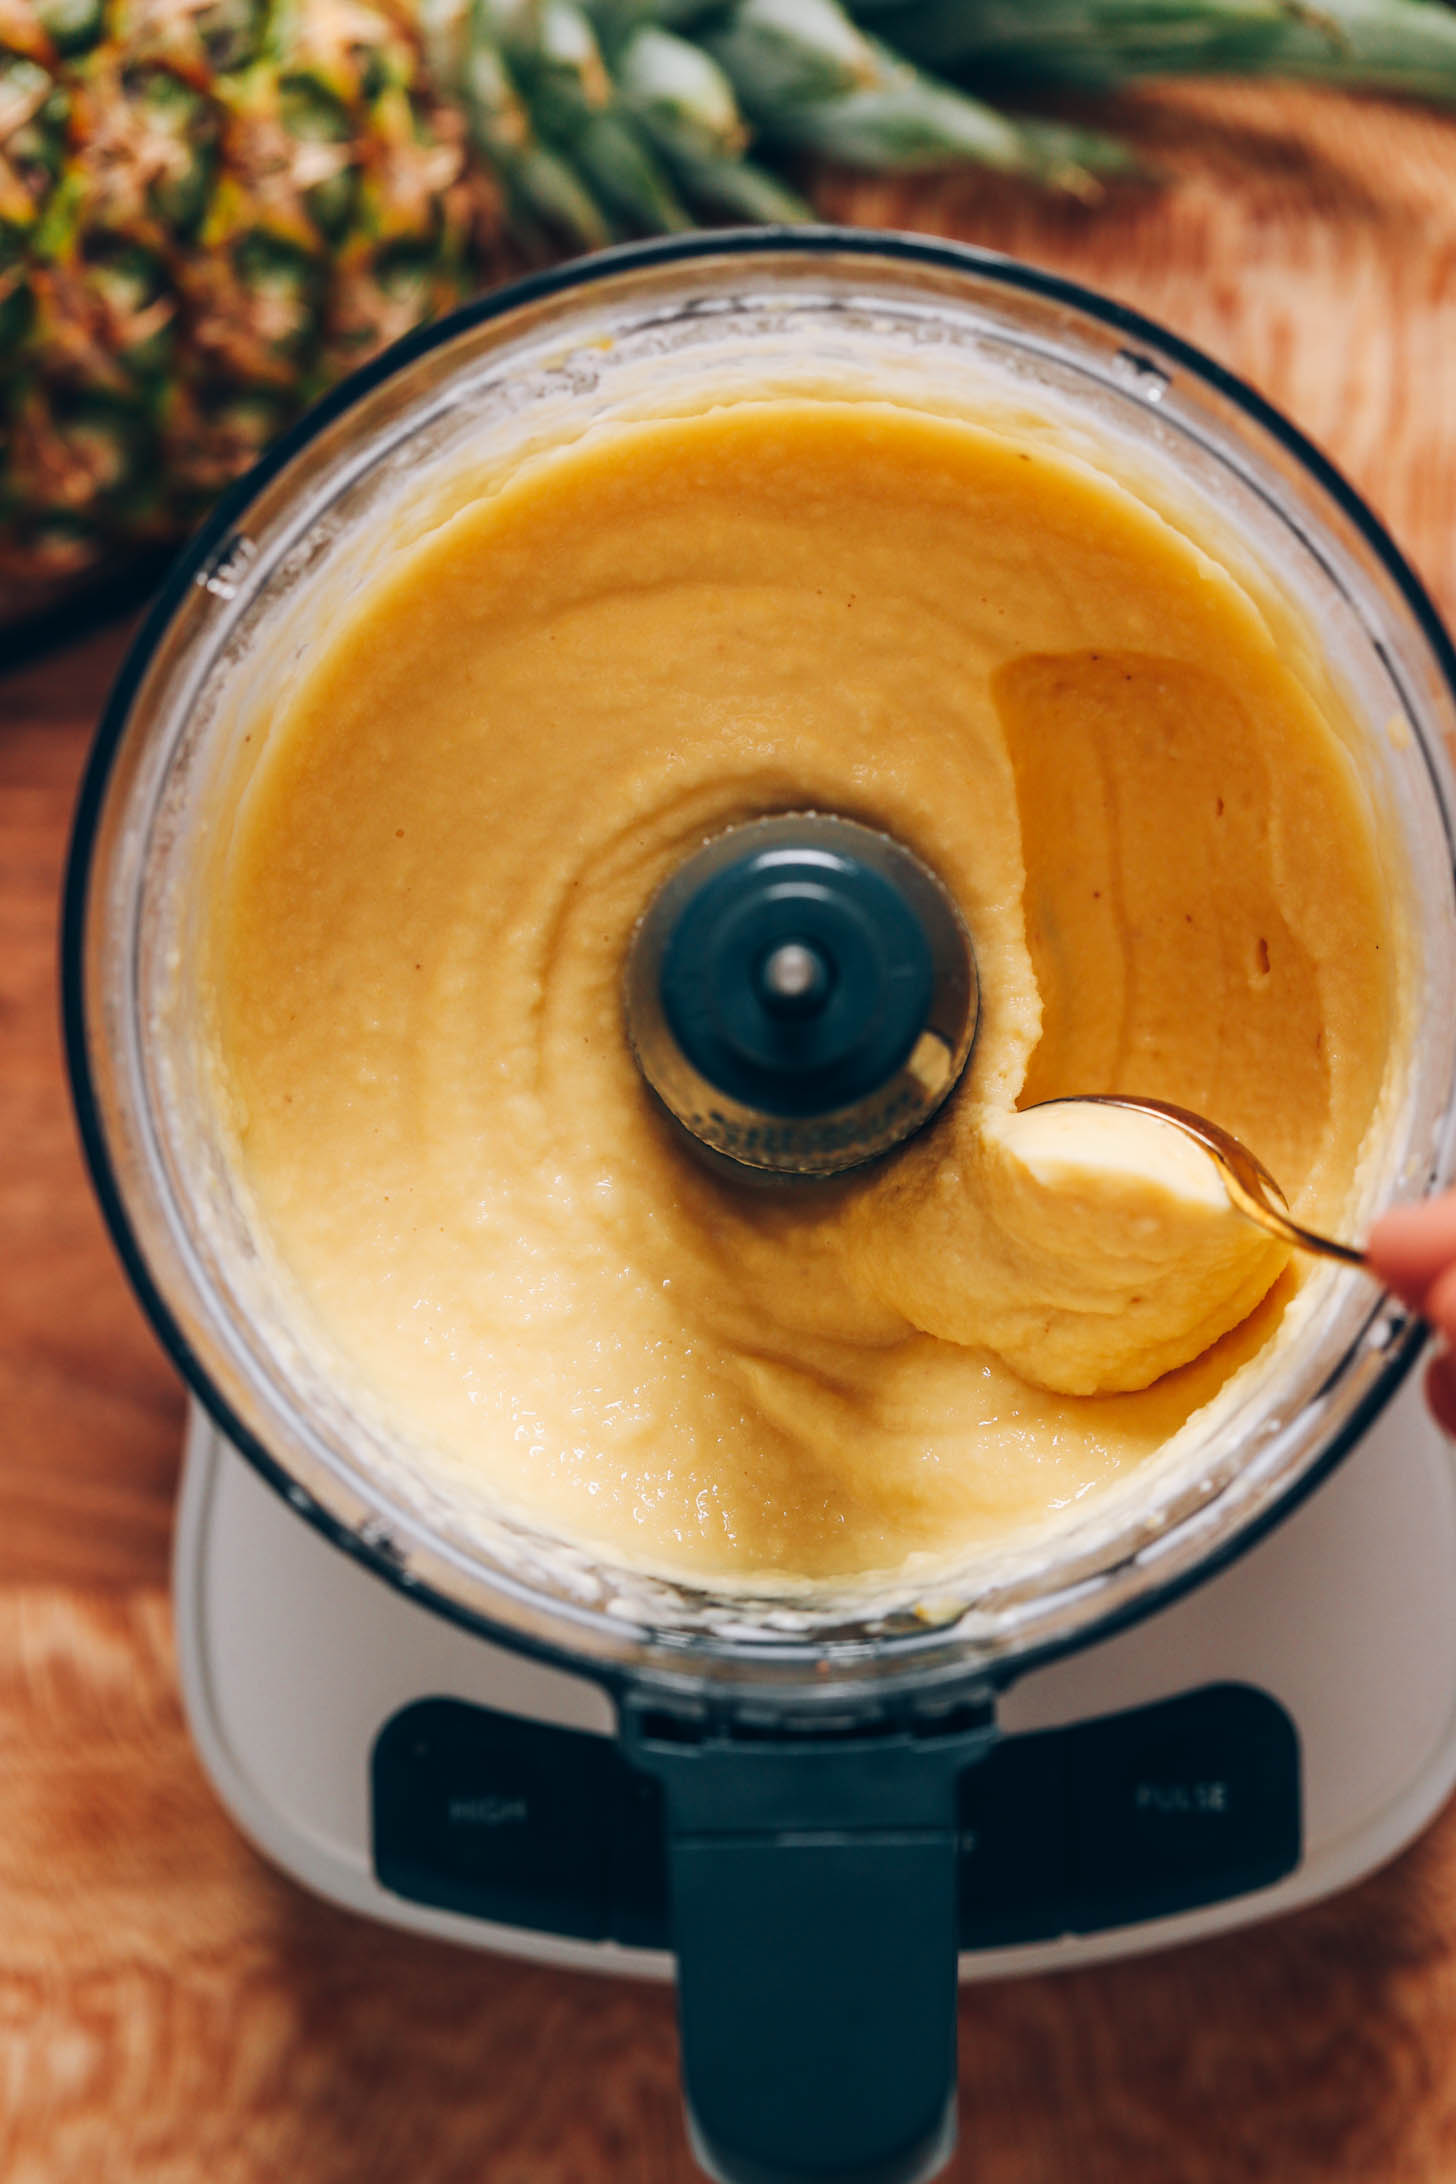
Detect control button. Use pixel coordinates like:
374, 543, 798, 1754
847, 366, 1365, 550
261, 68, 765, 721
372, 1697, 614, 1939
958, 1730, 1070, 1948
1066, 1682, 1300, 1932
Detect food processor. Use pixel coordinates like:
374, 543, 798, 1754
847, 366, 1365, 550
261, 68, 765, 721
63, 231, 1456, 2184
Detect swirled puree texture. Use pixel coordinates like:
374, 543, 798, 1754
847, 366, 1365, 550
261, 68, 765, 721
210, 400, 1396, 1589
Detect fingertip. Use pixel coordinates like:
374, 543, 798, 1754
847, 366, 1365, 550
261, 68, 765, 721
1430, 1264, 1456, 1344
1367, 1194, 1456, 1313
1426, 1350, 1456, 1442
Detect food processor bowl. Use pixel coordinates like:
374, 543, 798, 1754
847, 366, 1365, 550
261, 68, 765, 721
64, 232, 1456, 2184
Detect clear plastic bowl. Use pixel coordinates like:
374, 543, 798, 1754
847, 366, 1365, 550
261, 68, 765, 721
64, 230, 1456, 1715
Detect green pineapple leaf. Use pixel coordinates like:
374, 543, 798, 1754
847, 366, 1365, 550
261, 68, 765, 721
706, 0, 1132, 177
866, 0, 1456, 103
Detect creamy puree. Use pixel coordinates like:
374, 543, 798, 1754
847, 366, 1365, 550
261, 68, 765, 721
210, 401, 1394, 1585
893, 1099, 1291, 1396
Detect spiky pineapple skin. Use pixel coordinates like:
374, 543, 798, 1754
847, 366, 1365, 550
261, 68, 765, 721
0, 0, 502, 592
4, 0, 1171, 608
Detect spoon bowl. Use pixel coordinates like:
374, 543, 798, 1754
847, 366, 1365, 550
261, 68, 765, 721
1030, 1095, 1369, 1270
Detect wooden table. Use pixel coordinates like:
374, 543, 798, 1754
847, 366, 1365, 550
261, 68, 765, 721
5, 81, 1456, 2183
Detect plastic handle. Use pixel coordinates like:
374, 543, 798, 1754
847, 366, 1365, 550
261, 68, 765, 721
625, 1708, 993, 2184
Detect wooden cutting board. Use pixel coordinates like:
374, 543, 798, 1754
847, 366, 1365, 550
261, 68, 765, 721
5, 80, 1456, 2183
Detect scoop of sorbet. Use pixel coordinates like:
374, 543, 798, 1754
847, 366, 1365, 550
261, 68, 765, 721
859, 1099, 1293, 1397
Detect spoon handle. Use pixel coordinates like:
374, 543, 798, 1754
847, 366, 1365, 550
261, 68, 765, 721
1215, 1169, 1369, 1269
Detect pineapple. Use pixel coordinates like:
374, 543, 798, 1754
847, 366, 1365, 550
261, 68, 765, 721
0, 0, 501, 595
5, 0, 1456, 614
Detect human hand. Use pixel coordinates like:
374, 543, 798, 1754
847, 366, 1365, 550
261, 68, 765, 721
1365, 1195, 1456, 1437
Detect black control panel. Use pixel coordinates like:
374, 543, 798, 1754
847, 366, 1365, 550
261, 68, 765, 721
371, 1682, 1300, 1949
372, 1699, 667, 1945
957, 1683, 1300, 1942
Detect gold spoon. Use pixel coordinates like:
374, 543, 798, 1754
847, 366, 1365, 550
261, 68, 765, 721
1033, 1095, 1368, 1270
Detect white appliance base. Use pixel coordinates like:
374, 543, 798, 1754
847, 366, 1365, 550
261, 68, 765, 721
174, 1371, 1456, 1981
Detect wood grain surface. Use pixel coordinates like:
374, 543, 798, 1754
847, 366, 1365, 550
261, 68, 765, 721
5, 79, 1456, 2183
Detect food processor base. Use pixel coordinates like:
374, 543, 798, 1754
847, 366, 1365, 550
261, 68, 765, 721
175, 1370, 1456, 1980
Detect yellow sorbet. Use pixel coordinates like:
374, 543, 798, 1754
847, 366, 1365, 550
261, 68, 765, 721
208, 400, 1395, 1585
